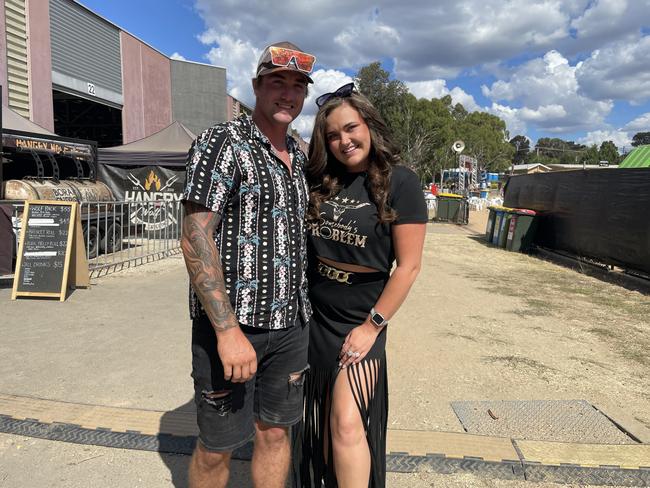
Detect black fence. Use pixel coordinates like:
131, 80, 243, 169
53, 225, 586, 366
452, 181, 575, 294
504, 168, 650, 275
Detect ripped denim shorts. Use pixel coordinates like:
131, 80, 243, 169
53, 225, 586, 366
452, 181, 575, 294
191, 314, 309, 452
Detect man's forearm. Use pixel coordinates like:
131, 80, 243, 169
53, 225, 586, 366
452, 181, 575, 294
181, 203, 238, 332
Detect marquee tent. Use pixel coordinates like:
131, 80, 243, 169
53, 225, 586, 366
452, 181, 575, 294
619, 145, 650, 168
2, 106, 57, 136
98, 121, 196, 168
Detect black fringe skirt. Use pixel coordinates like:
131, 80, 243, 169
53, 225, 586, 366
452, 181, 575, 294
294, 263, 389, 488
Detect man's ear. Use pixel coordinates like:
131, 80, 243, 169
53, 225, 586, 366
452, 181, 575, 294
252, 77, 260, 94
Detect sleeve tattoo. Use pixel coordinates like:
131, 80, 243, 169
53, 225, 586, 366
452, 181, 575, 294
181, 201, 238, 332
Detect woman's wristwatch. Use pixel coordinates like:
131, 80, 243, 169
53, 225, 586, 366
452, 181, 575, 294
369, 307, 389, 328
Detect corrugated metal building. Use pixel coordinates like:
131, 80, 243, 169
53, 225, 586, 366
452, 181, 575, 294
1, 0, 230, 146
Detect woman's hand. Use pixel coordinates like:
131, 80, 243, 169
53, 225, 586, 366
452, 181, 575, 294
339, 322, 382, 368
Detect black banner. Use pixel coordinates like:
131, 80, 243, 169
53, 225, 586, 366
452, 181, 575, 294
98, 165, 185, 232
504, 168, 650, 274
0, 205, 14, 275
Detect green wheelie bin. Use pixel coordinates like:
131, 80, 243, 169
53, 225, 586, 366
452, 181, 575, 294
497, 209, 514, 248
485, 206, 497, 242
506, 209, 538, 252
435, 193, 463, 222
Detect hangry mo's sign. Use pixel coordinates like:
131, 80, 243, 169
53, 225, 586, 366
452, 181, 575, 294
98, 165, 186, 231
3, 133, 94, 159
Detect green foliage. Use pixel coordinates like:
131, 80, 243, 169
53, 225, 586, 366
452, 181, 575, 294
530, 138, 588, 165
580, 145, 600, 165
355, 62, 408, 130
352, 62, 628, 176
509, 135, 530, 165
631, 132, 650, 147
354, 62, 514, 181
456, 111, 514, 172
598, 140, 619, 165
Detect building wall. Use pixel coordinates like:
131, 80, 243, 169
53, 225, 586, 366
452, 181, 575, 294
0, 0, 7, 108
49, 0, 122, 106
4, 0, 29, 117
27, 0, 53, 130
121, 31, 171, 143
171, 60, 226, 136
140, 43, 171, 138
120, 32, 144, 142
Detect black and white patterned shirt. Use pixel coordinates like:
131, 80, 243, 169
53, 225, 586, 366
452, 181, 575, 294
183, 115, 311, 329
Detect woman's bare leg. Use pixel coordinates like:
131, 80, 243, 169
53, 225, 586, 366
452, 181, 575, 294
329, 360, 378, 488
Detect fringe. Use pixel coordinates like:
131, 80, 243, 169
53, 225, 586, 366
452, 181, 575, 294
294, 356, 388, 488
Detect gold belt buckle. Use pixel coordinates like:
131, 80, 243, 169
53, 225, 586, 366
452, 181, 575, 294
317, 263, 352, 284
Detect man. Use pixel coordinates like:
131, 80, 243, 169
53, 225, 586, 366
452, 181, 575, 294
181, 41, 315, 488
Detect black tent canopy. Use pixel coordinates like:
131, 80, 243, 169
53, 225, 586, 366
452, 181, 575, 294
98, 121, 196, 168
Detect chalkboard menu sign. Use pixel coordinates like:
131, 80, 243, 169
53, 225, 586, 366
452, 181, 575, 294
11, 201, 76, 300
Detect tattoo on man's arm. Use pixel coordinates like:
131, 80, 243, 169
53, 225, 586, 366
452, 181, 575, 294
181, 202, 238, 332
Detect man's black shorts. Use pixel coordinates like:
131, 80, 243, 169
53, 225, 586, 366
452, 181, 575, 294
191, 315, 309, 452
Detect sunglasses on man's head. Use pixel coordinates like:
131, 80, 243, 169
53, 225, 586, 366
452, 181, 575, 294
269, 46, 316, 73
315, 82, 356, 107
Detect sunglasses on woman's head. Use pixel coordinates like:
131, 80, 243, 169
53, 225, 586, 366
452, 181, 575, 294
316, 82, 356, 107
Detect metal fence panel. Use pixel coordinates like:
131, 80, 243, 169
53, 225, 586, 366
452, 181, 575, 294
1, 199, 183, 279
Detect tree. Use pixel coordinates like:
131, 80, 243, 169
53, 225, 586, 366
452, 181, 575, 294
355, 62, 408, 131
530, 138, 586, 165
458, 111, 514, 172
631, 132, 650, 147
353, 62, 517, 182
509, 135, 530, 165
398, 95, 438, 178
598, 140, 619, 165
579, 145, 600, 165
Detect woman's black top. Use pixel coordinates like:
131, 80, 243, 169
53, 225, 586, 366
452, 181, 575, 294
307, 165, 428, 273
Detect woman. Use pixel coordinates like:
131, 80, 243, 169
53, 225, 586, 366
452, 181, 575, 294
299, 83, 427, 488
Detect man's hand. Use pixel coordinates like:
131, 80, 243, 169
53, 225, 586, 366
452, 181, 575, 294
216, 327, 258, 382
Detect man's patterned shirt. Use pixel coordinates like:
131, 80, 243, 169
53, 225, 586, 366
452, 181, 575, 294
183, 115, 311, 329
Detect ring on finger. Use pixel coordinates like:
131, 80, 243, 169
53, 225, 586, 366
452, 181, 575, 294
347, 350, 354, 357
354, 352, 360, 358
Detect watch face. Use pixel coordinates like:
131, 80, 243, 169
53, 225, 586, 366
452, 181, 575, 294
371, 312, 384, 326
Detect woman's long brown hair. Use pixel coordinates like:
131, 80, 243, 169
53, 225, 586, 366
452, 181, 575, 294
307, 92, 400, 224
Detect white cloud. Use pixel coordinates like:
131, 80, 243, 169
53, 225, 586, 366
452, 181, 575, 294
170, 52, 187, 61
193, 0, 579, 81
576, 36, 650, 103
488, 103, 528, 137
201, 34, 260, 104
406, 80, 480, 112
406, 80, 448, 100
577, 129, 631, 149
293, 69, 353, 139
448, 87, 480, 112
570, 0, 628, 39
291, 115, 315, 141
624, 112, 650, 132
568, 0, 650, 51
189, 0, 650, 142
482, 50, 613, 132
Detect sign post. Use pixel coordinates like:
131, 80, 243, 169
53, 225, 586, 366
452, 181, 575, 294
11, 200, 89, 301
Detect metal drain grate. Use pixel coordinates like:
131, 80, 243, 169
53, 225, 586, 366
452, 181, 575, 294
450, 400, 637, 444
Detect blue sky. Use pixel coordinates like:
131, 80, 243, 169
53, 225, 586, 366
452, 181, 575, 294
79, 0, 650, 150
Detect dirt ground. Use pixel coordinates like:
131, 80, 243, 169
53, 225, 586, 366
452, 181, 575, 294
0, 209, 648, 487
389, 211, 649, 434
